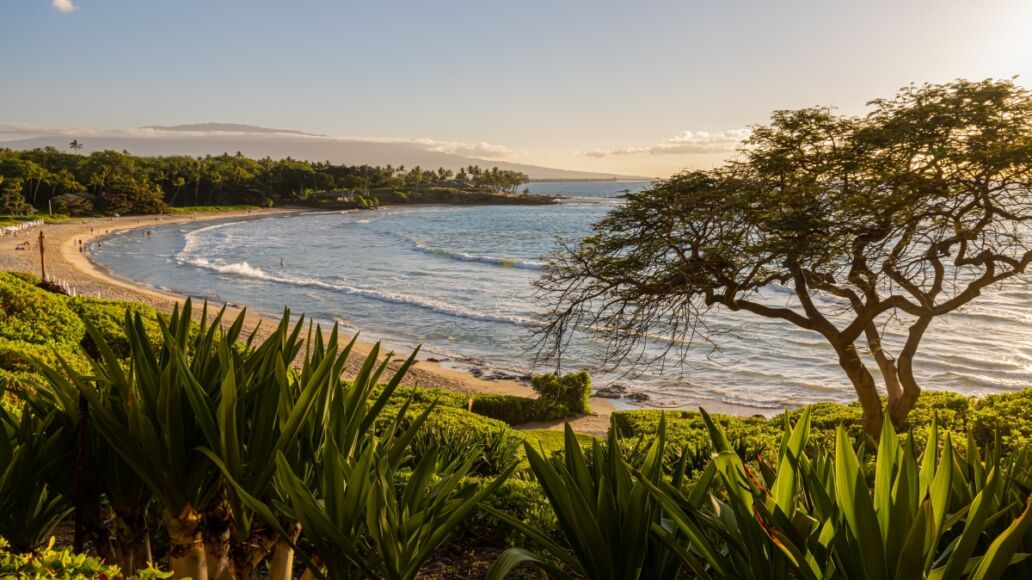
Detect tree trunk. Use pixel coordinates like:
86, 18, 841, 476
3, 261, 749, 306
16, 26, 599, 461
203, 502, 232, 579
887, 316, 931, 429
166, 507, 209, 580
269, 539, 296, 580
865, 328, 902, 403
224, 530, 277, 580
114, 512, 152, 575
836, 343, 884, 437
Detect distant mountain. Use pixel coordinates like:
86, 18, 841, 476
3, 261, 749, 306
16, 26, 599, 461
1, 124, 648, 181
141, 122, 321, 136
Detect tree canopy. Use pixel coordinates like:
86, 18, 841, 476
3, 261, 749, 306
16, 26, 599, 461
536, 79, 1032, 434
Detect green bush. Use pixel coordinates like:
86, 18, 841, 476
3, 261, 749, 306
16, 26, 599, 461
473, 476, 557, 538
0, 337, 90, 394
613, 408, 780, 459
383, 384, 471, 410
0, 273, 83, 347
68, 296, 163, 358
471, 393, 573, 424
411, 406, 524, 476
614, 390, 985, 461
530, 370, 592, 415
0, 537, 171, 579
970, 389, 1032, 451
384, 384, 583, 426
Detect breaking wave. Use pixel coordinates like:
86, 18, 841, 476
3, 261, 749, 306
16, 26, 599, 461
182, 258, 539, 327
401, 235, 545, 270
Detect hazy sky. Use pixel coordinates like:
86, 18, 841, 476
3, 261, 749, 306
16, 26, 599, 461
3, 0, 1031, 176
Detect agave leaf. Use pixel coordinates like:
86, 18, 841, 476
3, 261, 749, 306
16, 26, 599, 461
834, 427, 886, 579
969, 497, 1032, 580
894, 499, 935, 580
771, 407, 811, 517
938, 469, 999, 580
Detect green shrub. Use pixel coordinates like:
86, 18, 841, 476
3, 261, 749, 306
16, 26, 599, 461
0, 537, 171, 579
384, 384, 583, 426
531, 370, 592, 414
384, 384, 471, 410
0, 273, 83, 347
614, 390, 984, 462
471, 393, 573, 424
613, 409, 780, 459
0, 337, 90, 395
520, 428, 599, 458
970, 389, 1032, 451
68, 296, 163, 358
411, 407, 524, 476
474, 476, 557, 538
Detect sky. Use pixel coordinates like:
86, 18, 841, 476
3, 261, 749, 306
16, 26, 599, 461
2, 0, 1031, 177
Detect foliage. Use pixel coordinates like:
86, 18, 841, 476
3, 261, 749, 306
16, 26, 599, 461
486, 419, 683, 580
221, 338, 516, 580
0, 176, 34, 215
7, 271, 1032, 578
612, 390, 1032, 460
0, 402, 72, 552
471, 393, 577, 424
472, 476, 558, 538
411, 408, 524, 476
535, 79, 1032, 435
529, 370, 592, 415
67, 296, 162, 358
613, 408, 781, 459
0, 537, 171, 579
0, 537, 117, 579
0, 273, 84, 347
971, 390, 1032, 452
648, 409, 1032, 579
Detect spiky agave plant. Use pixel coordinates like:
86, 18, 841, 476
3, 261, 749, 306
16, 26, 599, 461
18, 375, 155, 574
485, 416, 688, 580
0, 400, 72, 552
46, 300, 238, 579
641, 409, 1032, 580
223, 342, 515, 580
195, 314, 386, 579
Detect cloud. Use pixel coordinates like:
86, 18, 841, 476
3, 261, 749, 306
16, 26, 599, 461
0, 122, 517, 159
52, 0, 77, 13
401, 138, 515, 159
583, 128, 750, 158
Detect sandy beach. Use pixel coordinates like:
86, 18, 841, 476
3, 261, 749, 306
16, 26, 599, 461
0, 209, 614, 435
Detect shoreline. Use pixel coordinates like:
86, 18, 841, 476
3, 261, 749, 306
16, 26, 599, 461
1, 208, 623, 434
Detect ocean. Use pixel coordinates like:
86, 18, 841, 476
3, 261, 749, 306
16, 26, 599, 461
92, 181, 1032, 412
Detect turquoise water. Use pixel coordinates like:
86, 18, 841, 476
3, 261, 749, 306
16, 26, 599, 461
92, 181, 1032, 410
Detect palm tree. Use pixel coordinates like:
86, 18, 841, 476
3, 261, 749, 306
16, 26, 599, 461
69, 139, 83, 152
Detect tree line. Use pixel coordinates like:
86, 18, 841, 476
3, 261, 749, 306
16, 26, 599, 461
0, 147, 530, 215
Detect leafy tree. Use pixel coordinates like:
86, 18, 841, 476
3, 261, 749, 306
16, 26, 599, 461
0, 177, 33, 215
95, 174, 167, 215
535, 79, 1032, 435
